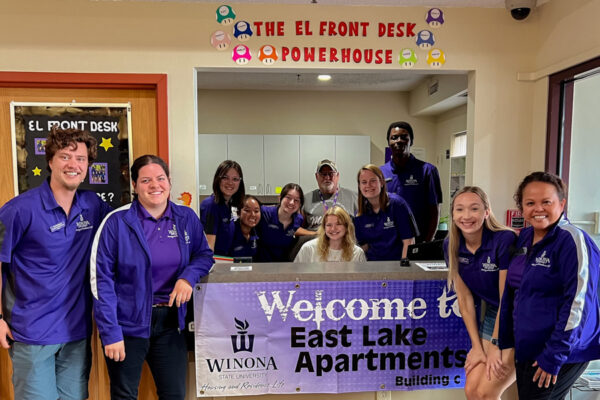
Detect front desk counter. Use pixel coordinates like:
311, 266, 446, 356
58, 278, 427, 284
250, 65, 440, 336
191, 261, 518, 400
202, 260, 446, 284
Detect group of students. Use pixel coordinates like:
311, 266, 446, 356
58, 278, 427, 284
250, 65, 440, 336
445, 174, 600, 400
199, 121, 444, 264
1, 125, 599, 400
198, 160, 423, 263
199, 160, 305, 262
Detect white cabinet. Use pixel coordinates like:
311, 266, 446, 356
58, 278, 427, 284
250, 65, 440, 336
197, 134, 370, 196
335, 135, 370, 190
264, 135, 299, 195
299, 135, 336, 192
227, 135, 264, 195
197, 134, 227, 195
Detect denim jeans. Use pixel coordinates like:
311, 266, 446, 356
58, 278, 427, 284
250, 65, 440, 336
9, 338, 91, 400
104, 306, 188, 400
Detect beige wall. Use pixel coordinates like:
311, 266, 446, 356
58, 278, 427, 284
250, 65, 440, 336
1, 0, 598, 212
0, 0, 538, 214
198, 89, 438, 166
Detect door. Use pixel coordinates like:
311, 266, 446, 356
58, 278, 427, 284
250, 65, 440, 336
546, 58, 600, 247
566, 71, 600, 245
0, 76, 163, 400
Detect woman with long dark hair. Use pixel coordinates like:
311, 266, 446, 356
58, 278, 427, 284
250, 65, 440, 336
228, 195, 261, 260
257, 183, 304, 261
200, 160, 245, 256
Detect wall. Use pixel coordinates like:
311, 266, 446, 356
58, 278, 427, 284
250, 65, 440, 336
0, 0, 597, 213
433, 104, 468, 219
525, 0, 600, 173
197, 89, 437, 166
409, 74, 468, 116
1, 0, 543, 215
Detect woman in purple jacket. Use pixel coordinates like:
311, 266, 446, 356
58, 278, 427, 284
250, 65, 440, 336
499, 172, 600, 399
91, 155, 214, 400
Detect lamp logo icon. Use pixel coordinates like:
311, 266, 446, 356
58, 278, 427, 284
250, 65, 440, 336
231, 318, 255, 353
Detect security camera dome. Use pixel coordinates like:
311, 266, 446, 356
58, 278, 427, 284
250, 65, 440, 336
511, 7, 531, 20
505, 0, 536, 21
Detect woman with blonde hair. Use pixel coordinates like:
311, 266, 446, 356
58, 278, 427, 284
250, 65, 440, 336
294, 206, 365, 263
444, 186, 516, 399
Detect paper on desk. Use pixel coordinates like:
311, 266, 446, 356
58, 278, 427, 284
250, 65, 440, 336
415, 262, 448, 271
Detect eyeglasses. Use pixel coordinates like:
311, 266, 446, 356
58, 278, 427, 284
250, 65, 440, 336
318, 172, 336, 178
220, 176, 242, 183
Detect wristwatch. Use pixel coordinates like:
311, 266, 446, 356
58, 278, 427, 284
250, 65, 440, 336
490, 337, 499, 346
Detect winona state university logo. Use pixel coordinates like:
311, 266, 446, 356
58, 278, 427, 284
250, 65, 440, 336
231, 318, 255, 353
532, 251, 551, 268
204, 318, 278, 373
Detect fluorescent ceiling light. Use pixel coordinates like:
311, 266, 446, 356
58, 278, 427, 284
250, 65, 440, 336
318, 74, 332, 81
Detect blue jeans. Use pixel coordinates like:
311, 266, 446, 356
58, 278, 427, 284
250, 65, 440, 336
105, 306, 188, 400
9, 338, 91, 400
478, 303, 498, 341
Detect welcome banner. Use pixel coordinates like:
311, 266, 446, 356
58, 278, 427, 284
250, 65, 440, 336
194, 279, 469, 396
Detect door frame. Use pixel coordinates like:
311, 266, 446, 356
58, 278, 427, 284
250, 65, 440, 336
546, 56, 600, 182
0, 71, 169, 162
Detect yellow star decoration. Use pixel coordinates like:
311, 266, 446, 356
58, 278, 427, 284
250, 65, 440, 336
32, 166, 42, 176
99, 137, 114, 152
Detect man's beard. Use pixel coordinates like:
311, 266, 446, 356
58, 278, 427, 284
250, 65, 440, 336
320, 181, 336, 194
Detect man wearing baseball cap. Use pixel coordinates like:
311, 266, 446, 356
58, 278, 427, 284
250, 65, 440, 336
295, 159, 358, 237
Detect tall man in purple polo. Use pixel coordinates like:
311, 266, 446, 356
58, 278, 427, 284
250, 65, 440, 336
0, 128, 111, 400
380, 121, 443, 242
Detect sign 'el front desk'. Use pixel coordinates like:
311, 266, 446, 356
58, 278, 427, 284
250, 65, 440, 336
193, 261, 469, 397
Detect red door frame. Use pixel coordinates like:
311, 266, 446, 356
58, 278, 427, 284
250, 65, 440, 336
0, 71, 169, 163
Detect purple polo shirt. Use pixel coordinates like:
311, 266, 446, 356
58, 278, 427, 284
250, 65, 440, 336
256, 205, 303, 262
138, 203, 181, 305
444, 228, 516, 307
0, 180, 111, 344
354, 194, 418, 261
506, 222, 557, 311
380, 156, 442, 240
228, 220, 259, 259
200, 194, 236, 256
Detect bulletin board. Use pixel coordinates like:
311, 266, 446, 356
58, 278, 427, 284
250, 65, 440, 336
10, 102, 133, 209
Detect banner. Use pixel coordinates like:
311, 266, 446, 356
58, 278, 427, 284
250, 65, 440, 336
194, 280, 468, 396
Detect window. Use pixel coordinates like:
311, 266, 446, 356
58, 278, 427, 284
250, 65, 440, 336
450, 131, 466, 157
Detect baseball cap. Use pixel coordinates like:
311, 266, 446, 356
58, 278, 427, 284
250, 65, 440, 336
316, 159, 338, 173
